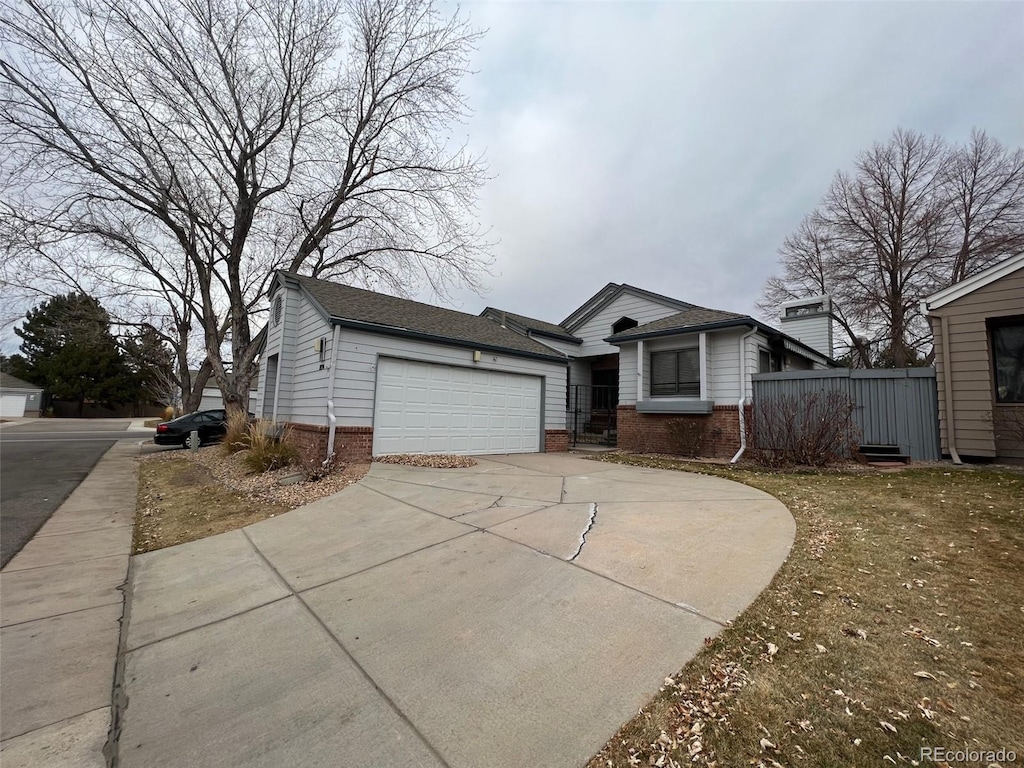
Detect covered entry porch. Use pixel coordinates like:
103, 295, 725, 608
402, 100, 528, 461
567, 353, 618, 446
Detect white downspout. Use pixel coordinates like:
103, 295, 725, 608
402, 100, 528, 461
324, 324, 341, 464
939, 314, 962, 465
730, 327, 759, 464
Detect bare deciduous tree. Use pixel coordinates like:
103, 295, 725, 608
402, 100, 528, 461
760, 128, 1024, 367
945, 130, 1024, 284
1, 0, 490, 411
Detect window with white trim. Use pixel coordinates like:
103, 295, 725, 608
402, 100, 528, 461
990, 316, 1024, 403
650, 348, 700, 397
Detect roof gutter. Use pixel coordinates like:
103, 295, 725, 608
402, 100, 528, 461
526, 332, 572, 358
527, 328, 584, 344
327, 317, 566, 363
606, 317, 757, 344
607, 318, 837, 367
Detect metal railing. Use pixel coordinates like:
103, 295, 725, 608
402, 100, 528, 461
568, 384, 618, 446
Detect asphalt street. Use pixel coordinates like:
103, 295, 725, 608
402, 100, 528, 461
0, 420, 153, 568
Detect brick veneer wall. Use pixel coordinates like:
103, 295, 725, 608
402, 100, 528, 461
285, 422, 374, 464
287, 423, 565, 460
616, 404, 752, 459
544, 430, 569, 452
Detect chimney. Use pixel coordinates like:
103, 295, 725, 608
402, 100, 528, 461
779, 295, 833, 358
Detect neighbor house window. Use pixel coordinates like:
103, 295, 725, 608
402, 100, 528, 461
651, 349, 700, 397
990, 317, 1024, 403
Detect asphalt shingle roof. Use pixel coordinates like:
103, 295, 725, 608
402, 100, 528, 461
285, 273, 564, 360
481, 308, 581, 343
0, 372, 41, 390
607, 307, 750, 342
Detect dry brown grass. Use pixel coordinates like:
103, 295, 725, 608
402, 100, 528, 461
134, 446, 369, 554
585, 455, 1024, 768
134, 457, 289, 553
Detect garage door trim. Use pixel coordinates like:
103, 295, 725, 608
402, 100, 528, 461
371, 355, 545, 456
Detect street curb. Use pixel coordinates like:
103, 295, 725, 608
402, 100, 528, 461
0, 440, 139, 767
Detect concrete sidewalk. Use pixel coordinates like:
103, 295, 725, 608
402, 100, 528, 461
114, 453, 795, 768
1, 440, 139, 767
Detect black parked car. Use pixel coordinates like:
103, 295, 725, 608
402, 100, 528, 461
153, 409, 252, 448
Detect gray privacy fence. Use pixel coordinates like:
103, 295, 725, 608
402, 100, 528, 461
752, 368, 941, 461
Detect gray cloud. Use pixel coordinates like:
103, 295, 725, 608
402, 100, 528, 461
3, 1, 1020, 354
436, 0, 1024, 325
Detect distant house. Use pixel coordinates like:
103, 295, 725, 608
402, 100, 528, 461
0, 372, 44, 418
191, 368, 259, 412
923, 253, 1024, 462
255, 272, 834, 462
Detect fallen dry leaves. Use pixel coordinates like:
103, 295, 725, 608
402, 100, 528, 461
584, 454, 1024, 768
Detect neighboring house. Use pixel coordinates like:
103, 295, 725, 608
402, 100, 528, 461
259, 272, 834, 461
0, 372, 44, 418
193, 368, 259, 412
922, 253, 1024, 462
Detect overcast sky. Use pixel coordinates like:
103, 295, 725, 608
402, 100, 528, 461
430, 0, 1024, 326
2, 1, 1021, 355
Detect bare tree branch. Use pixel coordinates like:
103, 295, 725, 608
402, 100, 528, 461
1, 0, 492, 410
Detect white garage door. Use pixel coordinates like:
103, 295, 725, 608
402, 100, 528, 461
0, 394, 27, 418
373, 358, 542, 456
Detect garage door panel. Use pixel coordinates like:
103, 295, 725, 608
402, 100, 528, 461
1, 394, 27, 418
406, 386, 429, 405
373, 358, 541, 456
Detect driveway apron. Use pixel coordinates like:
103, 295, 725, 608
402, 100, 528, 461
116, 454, 795, 768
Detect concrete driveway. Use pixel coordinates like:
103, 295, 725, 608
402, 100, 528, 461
118, 453, 794, 768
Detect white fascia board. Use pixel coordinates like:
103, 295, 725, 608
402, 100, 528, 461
922, 253, 1024, 313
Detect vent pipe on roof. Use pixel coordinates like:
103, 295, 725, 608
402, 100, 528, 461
500, 310, 506, 328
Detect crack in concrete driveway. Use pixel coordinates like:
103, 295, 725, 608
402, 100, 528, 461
568, 502, 598, 561
114, 453, 794, 768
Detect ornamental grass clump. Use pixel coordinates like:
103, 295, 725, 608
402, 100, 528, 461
241, 420, 297, 473
222, 410, 253, 454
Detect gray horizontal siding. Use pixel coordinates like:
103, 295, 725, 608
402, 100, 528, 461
574, 292, 685, 357
752, 368, 940, 460
286, 295, 333, 424
334, 328, 567, 431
